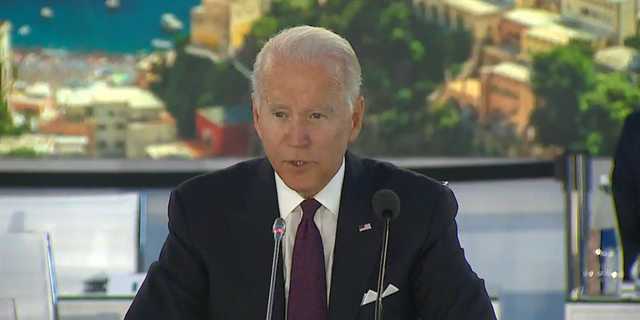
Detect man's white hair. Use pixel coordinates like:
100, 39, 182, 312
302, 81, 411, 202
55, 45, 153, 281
251, 25, 362, 111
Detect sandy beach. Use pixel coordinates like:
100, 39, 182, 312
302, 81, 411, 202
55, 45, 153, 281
12, 48, 143, 87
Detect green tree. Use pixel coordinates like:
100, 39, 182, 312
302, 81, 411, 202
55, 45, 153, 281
156, 0, 474, 156
151, 38, 252, 139
423, 100, 480, 156
530, 42, 598, 150
623, 35, 640, 51
0, 90, 11, 135
531, 41, 640, 156
161, 39, 215, 138
0, 89, 22, 136
0, 90, 38, 157
578, 72, 640, 156
243, 0, 473, 156
1, 147, 39, 158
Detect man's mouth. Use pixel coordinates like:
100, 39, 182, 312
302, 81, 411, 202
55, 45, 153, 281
287, 161, 310, 167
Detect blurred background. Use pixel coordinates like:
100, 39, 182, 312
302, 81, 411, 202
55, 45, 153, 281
0, 0, 638, 319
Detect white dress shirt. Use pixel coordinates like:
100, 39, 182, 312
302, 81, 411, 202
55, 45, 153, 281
274, 157, 345, 302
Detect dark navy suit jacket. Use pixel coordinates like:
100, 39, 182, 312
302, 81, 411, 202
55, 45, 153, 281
124, 151, 496, 319
612, 111, 640, 278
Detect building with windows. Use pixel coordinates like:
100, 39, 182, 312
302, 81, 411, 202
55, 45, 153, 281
479, 62, 534, 134
414, 0, 511, 39
195, 105, 253, 157
521, 21, 605, 56
560, 0, 636, 45
55, 85, 177, 158
190, 0, 270, 55
486, 5, 614, 63
486, 8, 560, 63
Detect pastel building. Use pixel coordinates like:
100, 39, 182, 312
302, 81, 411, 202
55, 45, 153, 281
190, 0, 270, 55
414, 0, 511, 39
560, 0, 637, 45
479, 62, 535, 135
195, 105, 253, 157
56, 85, 177, 158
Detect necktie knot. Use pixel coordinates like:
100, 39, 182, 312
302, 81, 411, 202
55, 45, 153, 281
300, 198, 321, 221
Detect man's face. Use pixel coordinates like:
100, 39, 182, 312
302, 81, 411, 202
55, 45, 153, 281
253, 58, 364, 198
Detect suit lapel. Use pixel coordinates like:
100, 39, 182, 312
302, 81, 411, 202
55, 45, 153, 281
328, 152, 383, 320
229, 159, 286, 320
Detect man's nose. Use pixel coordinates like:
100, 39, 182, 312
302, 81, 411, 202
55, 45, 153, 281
288, 120, 310, 148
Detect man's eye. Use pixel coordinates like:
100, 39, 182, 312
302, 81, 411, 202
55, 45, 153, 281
311, 113, 325, 119
274, 112, 285, 118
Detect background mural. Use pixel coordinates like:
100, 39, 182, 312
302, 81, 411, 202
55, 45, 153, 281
0, 0, 638, 159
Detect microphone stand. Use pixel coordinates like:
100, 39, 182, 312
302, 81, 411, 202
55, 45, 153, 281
266, 227, 284, 320
374, 216, 391, 320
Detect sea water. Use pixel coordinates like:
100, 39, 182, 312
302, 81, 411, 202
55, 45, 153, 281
0, 0, 199, 53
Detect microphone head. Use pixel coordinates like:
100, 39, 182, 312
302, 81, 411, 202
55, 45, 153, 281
272, 217, 286, 238
372, 189, 400, 222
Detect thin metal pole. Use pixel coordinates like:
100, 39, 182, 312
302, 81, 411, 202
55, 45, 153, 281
563, 152, 591, 300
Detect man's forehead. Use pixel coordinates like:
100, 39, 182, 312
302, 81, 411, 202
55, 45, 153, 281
264, 56, 342, 75
267, 103, 335, 112
262, 68, 343, 98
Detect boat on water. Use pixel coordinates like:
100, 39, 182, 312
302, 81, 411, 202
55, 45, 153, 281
41, 7, 54, 19
106, 0, 120, 11
18, 25, 31, 36
161, 13, 184, 33
152, 39, 173, 50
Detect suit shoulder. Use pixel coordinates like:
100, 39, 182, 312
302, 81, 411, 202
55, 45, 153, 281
624, 111, 640, 130
175, 158, 263, 197
361, 157, 450, 198
618, 111, 640, 145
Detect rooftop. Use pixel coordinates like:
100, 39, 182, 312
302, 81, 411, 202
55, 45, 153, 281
92, 87, 164, 109
491, 62, 531, 83
127, 111, 177, 130
443, 0, 506, 15
145, 142, 195, 159
594, 46, 640, 71
559, 19, 613, 38
12, 100, 41, 112
504, 8, 560, 26
57, 85, 164, 110
38, 115, 95, 146
525, 23, 596, 45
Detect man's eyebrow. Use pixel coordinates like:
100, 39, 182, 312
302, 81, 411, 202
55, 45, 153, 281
268, 104, 289, 111
314, 105, 335, 113
266, 104, 337, 113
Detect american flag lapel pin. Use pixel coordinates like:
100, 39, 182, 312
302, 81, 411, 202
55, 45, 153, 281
358, 223, 372, 232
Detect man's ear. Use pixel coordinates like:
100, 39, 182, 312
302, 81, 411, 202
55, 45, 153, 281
349, 96, 364, 142
252, 94, 263, 140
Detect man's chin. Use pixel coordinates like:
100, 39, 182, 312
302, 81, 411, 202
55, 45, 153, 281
281, 178, 318, 198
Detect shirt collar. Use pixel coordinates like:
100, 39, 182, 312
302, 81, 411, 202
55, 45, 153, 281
275, 157, 346, 218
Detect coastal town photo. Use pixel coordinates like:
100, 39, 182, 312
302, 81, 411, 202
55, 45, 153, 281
1, 0, 639, 159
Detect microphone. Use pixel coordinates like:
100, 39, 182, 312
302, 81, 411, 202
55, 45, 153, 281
372, 189, 401, 320
266, 217, 286, 320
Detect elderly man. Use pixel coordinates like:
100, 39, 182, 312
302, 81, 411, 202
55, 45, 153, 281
125, 25, 496, 320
